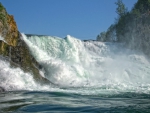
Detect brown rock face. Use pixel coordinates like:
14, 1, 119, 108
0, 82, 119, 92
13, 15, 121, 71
10, 34, 50, 84
5, 15, 18, 46
0, 3, 50, 85
0, 3, 18, 46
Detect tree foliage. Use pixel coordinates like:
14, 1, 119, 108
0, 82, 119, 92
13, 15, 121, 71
97, 0, 150, 57
115, 0, 128, 17
115, 0, 150, 56
97, 31, 106, 41
134, 0, 150, 13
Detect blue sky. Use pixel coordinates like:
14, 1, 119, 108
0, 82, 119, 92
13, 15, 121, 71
1, 0, 137, 40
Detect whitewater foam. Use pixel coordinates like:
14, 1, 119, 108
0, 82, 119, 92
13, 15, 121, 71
1, 33, 150, 94
0, 35, 8, 44
0, 57, 55, 91
21, 33, 150, 90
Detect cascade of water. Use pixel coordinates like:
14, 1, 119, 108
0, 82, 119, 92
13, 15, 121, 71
21, 33, 150, 89
1, 33, 150, 93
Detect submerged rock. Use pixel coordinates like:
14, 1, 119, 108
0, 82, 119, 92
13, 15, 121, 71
0, 3, 50, 84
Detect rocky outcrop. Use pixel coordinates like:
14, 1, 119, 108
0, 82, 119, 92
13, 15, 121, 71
0, 2, 18, 56
10, 33, 50, 84
0, 3, 50, 85
0, 3, 18, 46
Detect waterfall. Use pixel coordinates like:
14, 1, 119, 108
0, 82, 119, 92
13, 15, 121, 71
0, 33, 150, 93
21, 33, 150, 89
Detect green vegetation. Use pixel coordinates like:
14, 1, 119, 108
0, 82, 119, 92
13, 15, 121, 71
96, 31, 106, 41
97, 0, 150, 56
0, 13, 6, 24
97, 24, 116, 42
115, 0, 127, 17
0, 3, 5, 12
0, 3, 7, 25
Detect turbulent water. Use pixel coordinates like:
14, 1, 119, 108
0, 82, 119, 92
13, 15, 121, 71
0, 34, 150, 112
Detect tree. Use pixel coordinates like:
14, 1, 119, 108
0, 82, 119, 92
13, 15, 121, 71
105, 24, 116, 41
134, 0, 150, 14
115, 0, 129, 42
96, 31, 106, 41
115, 0, 127, 17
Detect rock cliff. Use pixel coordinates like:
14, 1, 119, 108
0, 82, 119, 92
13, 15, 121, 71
0, 3, 18, 46
0, 3, 50, 85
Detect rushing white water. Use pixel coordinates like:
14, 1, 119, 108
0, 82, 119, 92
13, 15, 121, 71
1, 33, 150, 94
0, 58, 34, 91
0, 35, 4, 41
21, 34, 150, 92
0, 35, 7, 43
0, 57, 51, 91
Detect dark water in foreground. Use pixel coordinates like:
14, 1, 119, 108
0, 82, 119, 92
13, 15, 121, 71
0, 90, 150, 113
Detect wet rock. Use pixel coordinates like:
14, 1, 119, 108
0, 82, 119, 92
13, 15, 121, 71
0, 3, 50, 85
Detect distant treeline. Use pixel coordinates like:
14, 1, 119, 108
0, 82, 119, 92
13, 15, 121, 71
97, 0, 150, 56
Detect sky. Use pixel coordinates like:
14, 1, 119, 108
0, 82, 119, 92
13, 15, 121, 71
1, 0, 137, 40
